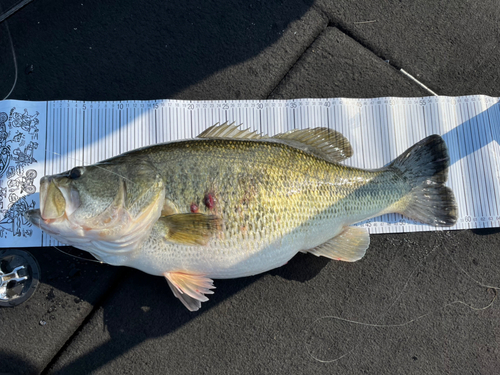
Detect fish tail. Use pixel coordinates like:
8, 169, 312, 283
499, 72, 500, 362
389, 135, 458, 226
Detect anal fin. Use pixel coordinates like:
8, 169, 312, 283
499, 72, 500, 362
164, 272, 215, 311
307, 226, 369, 262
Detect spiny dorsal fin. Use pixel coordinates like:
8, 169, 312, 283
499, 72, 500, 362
197, 122, 265, 139
272, 127, 353, 163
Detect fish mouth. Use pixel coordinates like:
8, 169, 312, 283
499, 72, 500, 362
39, 177, 66, 220
24, 208, 61, 235
38, 176, 80, 221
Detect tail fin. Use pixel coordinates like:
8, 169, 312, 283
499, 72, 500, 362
389, 135, 458, 226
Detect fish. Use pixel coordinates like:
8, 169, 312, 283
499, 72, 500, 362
25, 123, 458, 311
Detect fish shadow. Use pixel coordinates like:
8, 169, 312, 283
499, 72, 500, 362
41, 249, 326, 374
471, 228, 500, 235
269, 252, 329, 282
44, 267, 260, 374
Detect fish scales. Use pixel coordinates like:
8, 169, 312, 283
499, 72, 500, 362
25, 124, 457, 311
126, 138, 406, 278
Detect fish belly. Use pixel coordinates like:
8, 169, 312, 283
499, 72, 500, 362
127, 218, 347, 279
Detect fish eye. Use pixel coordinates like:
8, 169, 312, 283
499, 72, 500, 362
69, 167, 82, 180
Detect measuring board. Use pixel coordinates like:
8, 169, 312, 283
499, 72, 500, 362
1, 95, 499, 247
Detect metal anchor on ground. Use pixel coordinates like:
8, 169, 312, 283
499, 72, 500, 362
0, 249, 40, 307
0, 265, 29, 299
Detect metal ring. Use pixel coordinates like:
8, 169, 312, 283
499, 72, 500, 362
0, 249, 40, 307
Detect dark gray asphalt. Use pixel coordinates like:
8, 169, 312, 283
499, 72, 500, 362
1, 1, 499, 374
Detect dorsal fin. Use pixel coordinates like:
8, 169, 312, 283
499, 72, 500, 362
197, 124, 353, 162
272, 127, 353, 163
197, 122, 264, 139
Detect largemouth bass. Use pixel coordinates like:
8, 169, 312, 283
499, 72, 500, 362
25, 123, 457, 311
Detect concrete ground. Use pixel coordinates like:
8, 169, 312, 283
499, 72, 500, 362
1, 1, 500, 374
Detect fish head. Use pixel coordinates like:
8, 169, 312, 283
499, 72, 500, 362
25, 156, 165, 262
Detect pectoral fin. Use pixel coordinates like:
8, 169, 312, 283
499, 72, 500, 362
164, 272, 215, 311
159, 213, 221, 246
161, 198, 179, 216
307, 226, 369, 262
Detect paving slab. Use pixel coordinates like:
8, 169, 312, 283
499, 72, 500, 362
268, 26, 500, 374
0, 248, 120, 375
270, 27, 429, 99
313, 0, 500, 96
0, 0, 323, 101
47, 230, 500, 374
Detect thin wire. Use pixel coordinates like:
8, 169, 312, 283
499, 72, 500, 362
51, 245, 104, 264
400, 69, 438, 96
27, 216, 103, 264
1, 18, 18, 100
47, 149, 134, 183
305, 236, 500, 363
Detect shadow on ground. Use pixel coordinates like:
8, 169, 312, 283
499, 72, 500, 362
0, 0, 315, 101
46, 253, 328, 374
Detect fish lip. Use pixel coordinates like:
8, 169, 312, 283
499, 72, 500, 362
24, 209, 41, 227
25, 208, 58, 227
25, 208, 64, 235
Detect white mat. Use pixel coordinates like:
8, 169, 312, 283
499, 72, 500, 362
1, 95, 499, 247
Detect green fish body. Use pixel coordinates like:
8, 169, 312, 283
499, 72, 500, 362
26, 124, 457, 310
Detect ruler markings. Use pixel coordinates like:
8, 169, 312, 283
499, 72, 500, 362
1, 96, 500, 247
